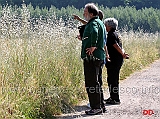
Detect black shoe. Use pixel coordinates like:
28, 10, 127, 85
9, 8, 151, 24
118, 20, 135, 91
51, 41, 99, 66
85, 109, 102, 115
104, 97, 112, 103
105, 99, 121, 105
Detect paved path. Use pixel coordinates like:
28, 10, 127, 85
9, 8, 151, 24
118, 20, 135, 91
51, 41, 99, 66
57, 59, 160, 119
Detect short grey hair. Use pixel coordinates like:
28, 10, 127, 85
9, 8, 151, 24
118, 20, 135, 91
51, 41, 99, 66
104, 18, 118, 30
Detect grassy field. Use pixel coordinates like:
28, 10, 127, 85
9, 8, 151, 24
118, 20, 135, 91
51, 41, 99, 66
0, 6, 160, 119
120, 31, 160, 79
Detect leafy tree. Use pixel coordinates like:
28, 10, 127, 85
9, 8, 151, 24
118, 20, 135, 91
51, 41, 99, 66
0, 0, 160, 9
0, 2, 159, 32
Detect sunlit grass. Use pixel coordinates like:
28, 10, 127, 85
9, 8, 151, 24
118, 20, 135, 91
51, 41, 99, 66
120, 31, 160, 79
0, 4, 86, 118
0, 4, 159, 119
0, 27, 86, 118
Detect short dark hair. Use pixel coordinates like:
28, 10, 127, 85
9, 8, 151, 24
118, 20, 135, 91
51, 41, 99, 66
98, 10, 104, 20
85, 3, 98, 16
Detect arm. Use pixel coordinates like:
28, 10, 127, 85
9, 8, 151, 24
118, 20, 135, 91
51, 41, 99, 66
73, 15, 87, 41
73, 14, 87, 25
104, 45, 110, 61
103, 29, 110, 61
113, 43, 129, 59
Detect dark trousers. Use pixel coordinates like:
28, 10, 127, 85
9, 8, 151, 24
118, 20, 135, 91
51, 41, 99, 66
106, 61, 123, 101
83, 59, 104, 109
98, 62, 105, 108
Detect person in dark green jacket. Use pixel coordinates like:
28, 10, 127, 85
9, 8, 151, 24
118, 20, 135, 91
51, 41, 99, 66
73, 10, 109, 112
73, 10, 108, 113
81, 16, 105, 61
79, 3, 106, 115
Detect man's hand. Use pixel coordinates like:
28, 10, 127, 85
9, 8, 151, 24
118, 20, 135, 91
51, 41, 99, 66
73, 14, 87, 24
73, 14, 80, 20
86, 47, 97, 55
76, 35, 82, 41
106, 55, 111, 62
123, 53, 129, 59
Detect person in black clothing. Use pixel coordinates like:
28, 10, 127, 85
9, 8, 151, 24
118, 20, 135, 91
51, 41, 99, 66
104, 18, 129, 105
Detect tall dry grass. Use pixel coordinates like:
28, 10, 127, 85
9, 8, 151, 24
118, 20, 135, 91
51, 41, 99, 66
0, 4, 85, 119
120, 31, 160, 79
0, 4, 159, 119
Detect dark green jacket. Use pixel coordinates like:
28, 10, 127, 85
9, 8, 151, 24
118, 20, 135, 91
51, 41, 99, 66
81, 17, 105, 60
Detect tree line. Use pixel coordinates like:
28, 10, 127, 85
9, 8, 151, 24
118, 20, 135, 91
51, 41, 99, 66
0, 0, 160, 9
0, 4, 160, 33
